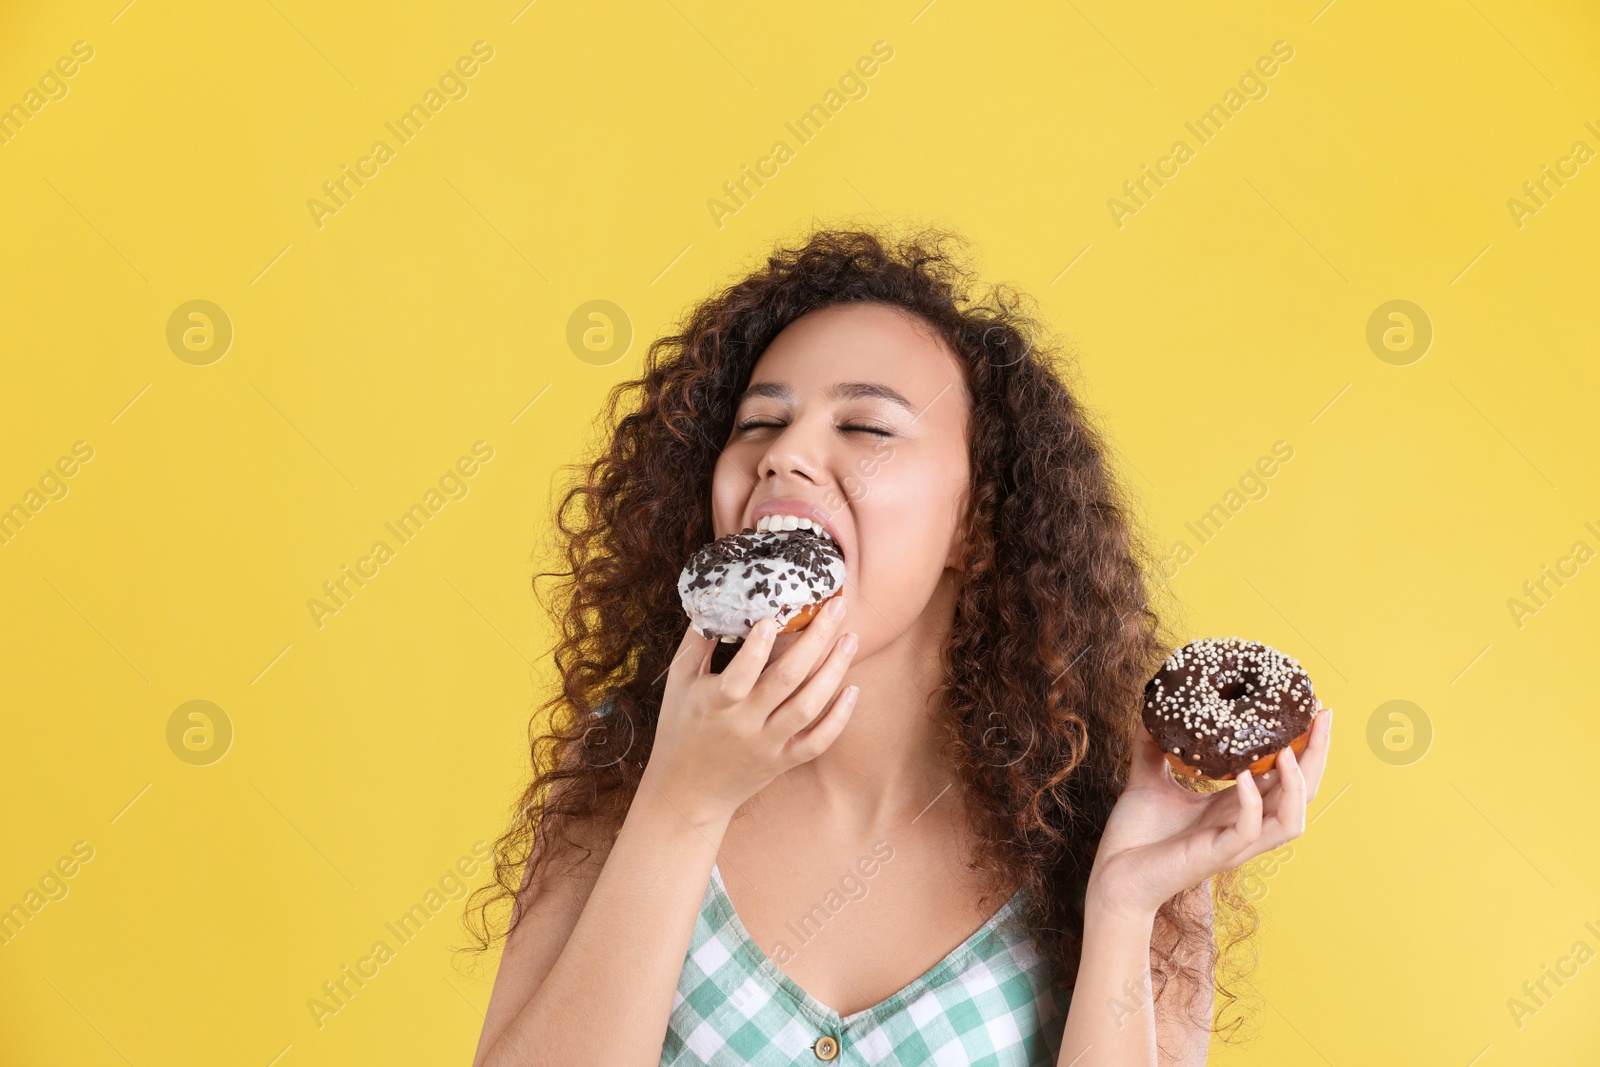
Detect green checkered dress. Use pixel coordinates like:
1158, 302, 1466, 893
661, 863, 1072, 1066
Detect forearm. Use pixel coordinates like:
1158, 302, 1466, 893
481, 778, 729, 1067
1056, 898, 1160, 1067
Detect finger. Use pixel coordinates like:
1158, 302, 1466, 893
1272, 743, 1307, 841
1295, 705, 1333, 801
1255, 745, 1295, 843
712, 617, 780, 703
1215, 769, 1263, 860
1254, 760, 1288, 798
765, 627, 859, 736
748, 597, 850, 708
783, 684, 860, 764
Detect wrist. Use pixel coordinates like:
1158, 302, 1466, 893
635, 767, 735, 836
1083, 884, 1159, 931
1084, 862, 1162, 925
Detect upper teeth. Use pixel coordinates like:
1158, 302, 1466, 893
756, 514, 835, 542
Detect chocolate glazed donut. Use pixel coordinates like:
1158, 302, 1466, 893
1141, 637, 1318, 781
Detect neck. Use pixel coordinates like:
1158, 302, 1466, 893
776, 568, 962, 835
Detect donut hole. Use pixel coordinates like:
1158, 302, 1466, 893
1217, 679, 1248, 700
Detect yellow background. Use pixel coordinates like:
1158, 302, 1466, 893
3, 0, 1597, 1063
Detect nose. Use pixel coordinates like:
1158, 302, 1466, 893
756, 419, 825, 486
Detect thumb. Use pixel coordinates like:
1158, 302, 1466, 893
1128, 721, 1172, 786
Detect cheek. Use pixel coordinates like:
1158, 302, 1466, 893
846, 512, 953, 647
709, 455, 750, 535
852, 458, 964, 582
857, 452, 965, 532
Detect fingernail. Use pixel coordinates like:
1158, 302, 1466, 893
757, 618, 776, 639
845, 685, 860, 702
841, 632, 859, 654
825, 598, 846, 619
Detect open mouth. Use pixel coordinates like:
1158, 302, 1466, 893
755, 513, 838, 546
748, 506, 845, 562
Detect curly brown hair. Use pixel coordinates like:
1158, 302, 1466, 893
458, 223, 1261, 1042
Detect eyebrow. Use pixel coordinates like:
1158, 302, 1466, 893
736, 380, 919, 414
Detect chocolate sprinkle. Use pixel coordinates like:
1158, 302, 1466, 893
678, 526, 845, 641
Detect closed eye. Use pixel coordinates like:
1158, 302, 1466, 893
734, 420, 892, 437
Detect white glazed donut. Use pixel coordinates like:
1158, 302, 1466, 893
678, 528, 845, 642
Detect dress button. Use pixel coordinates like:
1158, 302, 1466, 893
814, 1034, 840, 1060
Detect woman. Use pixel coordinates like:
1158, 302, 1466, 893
465, 226, 1333, 1066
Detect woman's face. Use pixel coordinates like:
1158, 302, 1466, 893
711, 302, 972, 663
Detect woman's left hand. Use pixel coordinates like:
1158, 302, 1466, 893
1087, 699, 1334, 919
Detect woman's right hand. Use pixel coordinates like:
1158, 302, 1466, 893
640, 599, 860, 829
